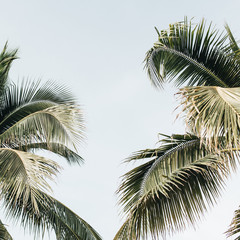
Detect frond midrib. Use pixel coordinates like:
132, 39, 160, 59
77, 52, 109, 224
140, 139, 200, 195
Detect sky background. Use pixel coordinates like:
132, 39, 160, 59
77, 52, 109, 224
0, 0, 240, 239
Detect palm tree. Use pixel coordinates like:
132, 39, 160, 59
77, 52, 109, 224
0, 44, 101, 240
115, 18, 240, 240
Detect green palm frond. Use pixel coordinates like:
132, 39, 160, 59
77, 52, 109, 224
0, 220, 12, 240
226, 206, 240, 239
14, 142, 84, 165
116, 134, 226, 239
224, 24, 240, 56
144, 18, 240, 88
0, 43, 18, 97
3, 187, 101, 240
0, 79, 76, 118
0, 148, 60, 214
43, 194, 102, 240
178, 86, 240, 150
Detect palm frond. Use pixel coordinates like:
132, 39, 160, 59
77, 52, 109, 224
0, 104, 84, 149
114, 218, 133, 240
0, 45, 96, 239
0, 79, 76, 119
14, 142, 84, 165
0, 148, 60, 215
0, 148, 100, 239
0, 43, 18, 97
145, 18, 240, 88
3, 188, 102, 240
226, 206, 240, 239
0, 79, 84, 144
0, 220, 12, 240
125, 133, 199, 163
44, 194, 102, 240
116, 134, 226, 239
0, 81, 84, 148
224, 24, 240, 55
178, 86, 240, 150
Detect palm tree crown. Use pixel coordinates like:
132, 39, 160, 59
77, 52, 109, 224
0, 44, 101, 240
115, 18, 240, 240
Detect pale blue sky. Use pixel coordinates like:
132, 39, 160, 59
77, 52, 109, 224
1, 0, 240, 239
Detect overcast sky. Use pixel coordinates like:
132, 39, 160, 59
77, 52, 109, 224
1, 0, 240, 239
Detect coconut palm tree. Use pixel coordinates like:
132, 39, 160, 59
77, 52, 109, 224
0, 44, 101, 240
115, 18, 240, 240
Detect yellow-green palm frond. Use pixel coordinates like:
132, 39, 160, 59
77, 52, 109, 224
0, 148, 60, 215
0, 80, 84, 149
0, 104, 84, 150
178, 86, 240, 151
